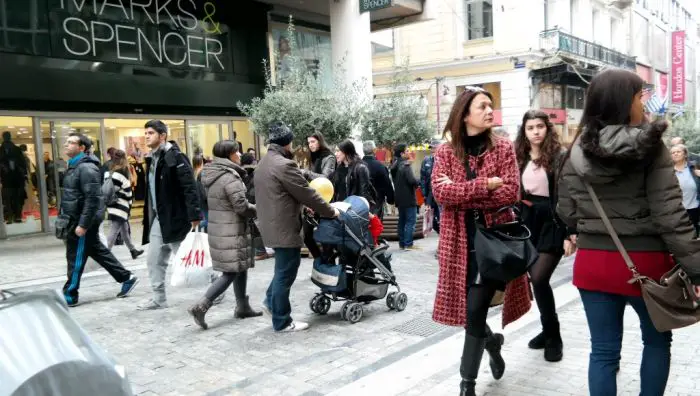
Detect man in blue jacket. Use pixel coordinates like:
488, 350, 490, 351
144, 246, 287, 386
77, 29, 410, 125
60, 133, 138, 307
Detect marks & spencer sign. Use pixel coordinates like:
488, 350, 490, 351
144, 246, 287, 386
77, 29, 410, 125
49, 0, 231, 72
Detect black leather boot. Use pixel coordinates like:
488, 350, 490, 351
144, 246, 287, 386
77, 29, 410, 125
528, 331, 546, 349
484, 324, 505, 379
235, 296, 263, 319
543, 314, 563, 362
187, 297, 212, 330
459, 333, 485, 396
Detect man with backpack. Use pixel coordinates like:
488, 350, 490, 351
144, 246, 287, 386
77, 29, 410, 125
59, 133, 138, 307
138, 120, 201, 310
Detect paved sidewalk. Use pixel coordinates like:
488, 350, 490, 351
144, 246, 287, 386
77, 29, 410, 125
2, 231, 699, 395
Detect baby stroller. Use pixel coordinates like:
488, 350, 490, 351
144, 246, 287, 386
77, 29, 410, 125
308, 196, 407, 324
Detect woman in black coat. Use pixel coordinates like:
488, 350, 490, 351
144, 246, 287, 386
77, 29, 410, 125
331, 139, 375, 208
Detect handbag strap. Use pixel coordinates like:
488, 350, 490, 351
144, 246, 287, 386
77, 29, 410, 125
584, 182, 644, 280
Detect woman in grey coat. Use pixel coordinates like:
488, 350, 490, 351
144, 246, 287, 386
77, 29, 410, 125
188, 140, 261, 330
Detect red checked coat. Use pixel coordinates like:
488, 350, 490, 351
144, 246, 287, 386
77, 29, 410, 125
431, 138, 532, 329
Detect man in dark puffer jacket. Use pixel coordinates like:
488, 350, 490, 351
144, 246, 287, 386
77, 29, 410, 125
61, 133, 138, 307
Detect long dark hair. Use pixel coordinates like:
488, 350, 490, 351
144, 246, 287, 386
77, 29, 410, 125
109, 149, 128, 172
443, 88, 496, 163
337, 139, 360, 165
308, 131, 332, 163
515, 110, 561, 172
568, 69, 666, 170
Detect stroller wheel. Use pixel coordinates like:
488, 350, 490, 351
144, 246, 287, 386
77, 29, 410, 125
315, 296, 331, 315
394, 293, 408, 312
346, 303, 363, 324
340, 301, 351, 320
386, 292, 397, 310
309, 295, 321, 313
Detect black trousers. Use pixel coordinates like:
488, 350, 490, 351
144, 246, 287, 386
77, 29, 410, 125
687, 208, 700, 238
63, 225, 131, 304
2, 186, 24, 222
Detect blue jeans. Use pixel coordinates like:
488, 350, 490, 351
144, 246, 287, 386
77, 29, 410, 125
579, 289, 672, 396
398, 207, 417, 248
264, 247, 302, 331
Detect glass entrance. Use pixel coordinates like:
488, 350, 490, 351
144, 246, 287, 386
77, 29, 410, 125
187, 122, 230, 160
0, 116, 42, 236
40, 119, 102, 229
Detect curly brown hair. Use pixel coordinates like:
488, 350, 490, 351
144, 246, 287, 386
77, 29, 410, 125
514, 110, 561, 172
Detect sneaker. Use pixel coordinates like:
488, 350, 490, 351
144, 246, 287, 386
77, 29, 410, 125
261, 302, 272, 318
406, 245, 422, 251
137, 299, 167, 310
117, 276, 139, 298
65, 297, 80, 307
276, 321, 309, 332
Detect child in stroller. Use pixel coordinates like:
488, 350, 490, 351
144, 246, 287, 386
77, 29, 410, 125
308, 196, 407, 323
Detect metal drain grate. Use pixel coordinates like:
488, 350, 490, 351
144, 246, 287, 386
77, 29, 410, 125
392, 315, 449, 337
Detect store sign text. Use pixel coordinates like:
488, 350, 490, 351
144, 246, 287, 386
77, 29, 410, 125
53, 0, 229, 72
671, 30, 685, 104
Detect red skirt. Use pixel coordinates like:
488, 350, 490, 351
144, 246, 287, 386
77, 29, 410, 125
573, 249, 675, 297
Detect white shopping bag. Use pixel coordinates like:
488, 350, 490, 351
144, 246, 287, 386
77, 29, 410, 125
170, 231, 213, 288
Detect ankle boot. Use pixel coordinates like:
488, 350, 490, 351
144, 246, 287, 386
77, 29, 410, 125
484, 325, 506, 380
130, 249, 145, 259
459, 333, 486, 396
528, 331, 546, 350
543, 315, 563, 362
187, 297, 212, 330
234, 296, 262, 319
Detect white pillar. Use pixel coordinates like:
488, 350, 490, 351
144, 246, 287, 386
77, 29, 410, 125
330, 0, 373, 98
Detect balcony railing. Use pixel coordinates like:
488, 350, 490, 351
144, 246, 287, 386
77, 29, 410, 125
539, 29, 636, 70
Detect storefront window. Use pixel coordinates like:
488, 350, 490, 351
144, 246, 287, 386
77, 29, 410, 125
270, 25, 333, 89
187, 122, 229, 160
0, 116, 42, 236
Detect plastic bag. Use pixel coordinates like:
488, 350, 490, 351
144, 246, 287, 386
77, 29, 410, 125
170, 231, 213, 288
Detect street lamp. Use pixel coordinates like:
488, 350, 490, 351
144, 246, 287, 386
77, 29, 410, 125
416, 77, 448, 133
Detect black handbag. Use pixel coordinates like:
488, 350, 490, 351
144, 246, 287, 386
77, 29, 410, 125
466, 158, 539, 283
54, 214, 74, 240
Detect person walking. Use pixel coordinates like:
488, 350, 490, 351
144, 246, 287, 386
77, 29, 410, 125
255, 121, 339, 332
362, 140, 394, 220
0, 131, 27, 224
514, 110, 568, 362
104, 149, 144, 259
188, 140, 262, 329
240, 152, 268, 260
670, 144, 700, 239
192, 155, 208, 233
391, 144, 420, 250
557, 69, 700, 396
138, 120, 201, 310
59, 133, 138, 307
670, 137, 700, 167
431, 87, 531, 396
420, 139, 442, 233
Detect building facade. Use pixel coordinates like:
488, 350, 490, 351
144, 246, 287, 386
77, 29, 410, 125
372, 0, 698, 141
0, 0, 429, 238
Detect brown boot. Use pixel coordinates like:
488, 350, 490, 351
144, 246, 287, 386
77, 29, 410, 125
187, 297, 212, 330
234, 296, 262, 319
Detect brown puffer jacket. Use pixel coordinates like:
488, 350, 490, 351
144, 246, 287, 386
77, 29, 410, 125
200, 158, 256, 273
557, 124, 700, 284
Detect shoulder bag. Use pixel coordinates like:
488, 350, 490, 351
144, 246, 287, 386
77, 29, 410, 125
466, 158, 538, 283
585, 181, 700, 332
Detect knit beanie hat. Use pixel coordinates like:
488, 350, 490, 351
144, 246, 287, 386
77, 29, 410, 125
268, 121, 294, 146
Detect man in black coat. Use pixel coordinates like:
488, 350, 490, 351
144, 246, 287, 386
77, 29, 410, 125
60, 133, 138, 307
139, 120, 201, 310
390, 143, 420, 250
0, 131, 27, 223
362, 140, 394, 220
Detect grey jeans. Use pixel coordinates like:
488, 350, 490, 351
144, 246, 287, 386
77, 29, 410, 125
146, 217, 182, 304
107, 219, 135, 251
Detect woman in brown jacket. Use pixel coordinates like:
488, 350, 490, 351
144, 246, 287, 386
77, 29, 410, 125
188, 140, 261, 330
431, 87, 531, 396
557, 68, 700, 395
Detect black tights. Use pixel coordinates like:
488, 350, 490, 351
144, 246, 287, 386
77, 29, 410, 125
205, 271, 248, 301
466, 284, 498, 338
528, 252, 562, 321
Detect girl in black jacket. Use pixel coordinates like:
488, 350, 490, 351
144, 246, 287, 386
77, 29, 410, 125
514, 110, 569, 363
331, 140, 375, 208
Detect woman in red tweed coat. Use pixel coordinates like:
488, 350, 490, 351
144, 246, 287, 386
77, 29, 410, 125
431, 87, 532, 396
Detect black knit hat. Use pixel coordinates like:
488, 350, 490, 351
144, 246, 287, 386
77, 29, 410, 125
268, 121, 294, 146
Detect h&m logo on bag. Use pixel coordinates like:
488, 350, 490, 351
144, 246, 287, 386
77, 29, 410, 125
182, 250, 206, 267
